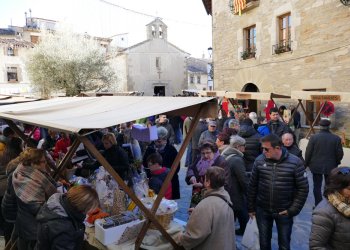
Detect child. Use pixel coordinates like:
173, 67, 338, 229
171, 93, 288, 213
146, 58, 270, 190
146, 153, 172, 199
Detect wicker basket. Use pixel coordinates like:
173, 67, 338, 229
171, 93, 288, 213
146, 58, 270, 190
149, 211, 176, 230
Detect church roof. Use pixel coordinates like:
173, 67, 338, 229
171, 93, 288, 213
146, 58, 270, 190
121, 39, 190, 55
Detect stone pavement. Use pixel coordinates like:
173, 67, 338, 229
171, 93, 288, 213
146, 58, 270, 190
175, 164, 315, 250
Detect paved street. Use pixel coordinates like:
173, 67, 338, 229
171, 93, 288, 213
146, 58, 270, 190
175, 164, 314, 250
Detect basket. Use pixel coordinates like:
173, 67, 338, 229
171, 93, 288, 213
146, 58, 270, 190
149, 211, 176, 230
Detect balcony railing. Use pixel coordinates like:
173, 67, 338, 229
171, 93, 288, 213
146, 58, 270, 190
241, 48, 256, 60
272, 40, 292, 55
230, 0, 260, 14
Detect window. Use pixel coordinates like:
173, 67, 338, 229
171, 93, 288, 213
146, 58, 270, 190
190, 74, 194, 84
197, 75, 201, 84
156, 57, 161, 70
7, 47, 14, 56
7, 67, 18, 83
274, 13, 292, 54
242, 25, 256, 60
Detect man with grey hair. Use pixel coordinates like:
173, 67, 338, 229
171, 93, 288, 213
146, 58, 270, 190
221, 135, 248, 235
305, 118, 343, 207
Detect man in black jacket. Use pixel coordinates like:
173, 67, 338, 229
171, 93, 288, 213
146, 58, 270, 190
248, 134, 309, 250
267, 107, 292, 137
305, 119, 343, 207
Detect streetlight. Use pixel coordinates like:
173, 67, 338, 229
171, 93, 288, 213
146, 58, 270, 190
207, 47, 213, 90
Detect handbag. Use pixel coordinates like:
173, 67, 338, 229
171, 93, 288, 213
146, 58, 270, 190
241, 217, 260, 250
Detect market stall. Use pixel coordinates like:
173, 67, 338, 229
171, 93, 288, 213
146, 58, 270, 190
290, 91, 350, 138
0, 95, 217, 249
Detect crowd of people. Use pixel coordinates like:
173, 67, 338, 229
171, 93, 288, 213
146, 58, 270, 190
0, 103, 349, 250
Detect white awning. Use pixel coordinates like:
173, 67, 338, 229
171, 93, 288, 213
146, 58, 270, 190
0, 96, 216, 133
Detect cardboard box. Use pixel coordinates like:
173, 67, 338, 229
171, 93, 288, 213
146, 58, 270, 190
95, 219, 144, 246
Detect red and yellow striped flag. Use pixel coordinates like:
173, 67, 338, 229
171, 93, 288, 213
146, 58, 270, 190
234, 0, 247, 15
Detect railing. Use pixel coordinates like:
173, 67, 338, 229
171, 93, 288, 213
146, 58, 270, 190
241, 48, 256, 60
272, 40, 292, 55
230, 0, 260, 15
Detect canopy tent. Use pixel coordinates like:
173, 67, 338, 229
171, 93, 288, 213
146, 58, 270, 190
78, 91, 144, 97
0, 95, 40, 105
0, 96, 217, 134
0, 96, 217, 250
291, 91, 350, 138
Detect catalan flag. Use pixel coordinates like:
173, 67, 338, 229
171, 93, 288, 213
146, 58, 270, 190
234, 0, 247, 15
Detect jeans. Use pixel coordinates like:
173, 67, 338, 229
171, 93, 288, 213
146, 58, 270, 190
313, 173, 328, 207
256, 207, 294, 250
185, 141, 192, 167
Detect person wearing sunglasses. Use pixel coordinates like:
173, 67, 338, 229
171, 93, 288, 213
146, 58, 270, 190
248, 133, 309, 250
305, 118, 344, 207
309, 167, 350, 249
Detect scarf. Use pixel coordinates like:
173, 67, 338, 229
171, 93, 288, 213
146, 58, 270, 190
327, 191, 350, 217
196, 151, 220, 176
12, 163, 57, 203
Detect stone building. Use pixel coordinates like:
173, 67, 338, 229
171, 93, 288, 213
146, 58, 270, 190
109, 18, 189, 96
202, 0, 350, 131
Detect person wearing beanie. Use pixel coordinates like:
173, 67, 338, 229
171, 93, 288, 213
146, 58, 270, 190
142, 126, 181, 199
305, 118, 344, 207
198, 120, 219, 146
221, 135, 249, 236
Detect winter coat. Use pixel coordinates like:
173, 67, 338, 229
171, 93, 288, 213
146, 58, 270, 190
305, 130, 343, 174
149, 167, 172, 199
257, 124, 270, 136
285, 144, 304, 163
248, 149, 309, 217
186, 155, 227, 185
155, 118, 176, 145
1, 159, 21, 223
180, 187, 236, 250
93, 144, 130, 180
36, 193, 85, 250
198, 130, 219, 146
221, 147, 248, 211
309, 199, 350, 250
143, 143, 180, 199
1, 172, 17, 223
191, 121, 208, 150
267, 120, 292, 137
238, 125, 261, 172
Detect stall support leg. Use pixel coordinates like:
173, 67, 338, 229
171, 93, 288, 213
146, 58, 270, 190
135, 104, 204, 249
3, 119, 35, 147
53, 138, 81, 180
305, 101, 326, 138
78, 136, 180, 249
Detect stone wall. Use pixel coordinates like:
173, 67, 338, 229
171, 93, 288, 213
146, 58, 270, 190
212, 0, 350, 93
211, 0, 350, 137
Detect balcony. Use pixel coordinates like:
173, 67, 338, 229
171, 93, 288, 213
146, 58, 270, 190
272, 41, 292, 55
241, 48, 256, 60
231, 0, 260, 15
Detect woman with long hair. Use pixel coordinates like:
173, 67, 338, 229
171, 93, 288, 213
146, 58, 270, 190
12, 148, 57, 250
310, 167, 350, 249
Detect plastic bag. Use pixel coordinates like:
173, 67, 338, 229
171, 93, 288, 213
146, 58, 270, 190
241, 217, 260, 250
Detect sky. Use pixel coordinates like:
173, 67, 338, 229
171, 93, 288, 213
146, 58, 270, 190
0, 0, 212, 58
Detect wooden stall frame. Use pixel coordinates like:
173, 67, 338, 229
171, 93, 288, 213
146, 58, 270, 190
135, 104, 203, 248
0, 96, 217, 249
